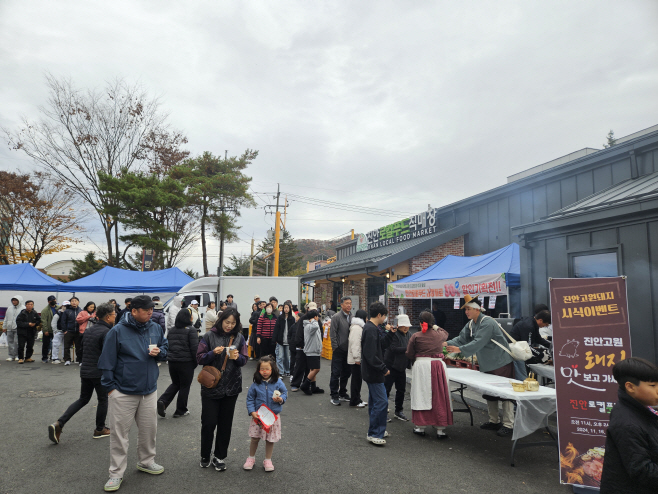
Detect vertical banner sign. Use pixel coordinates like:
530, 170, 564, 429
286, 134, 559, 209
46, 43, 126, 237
453, 297, 460, 309
550, 277, 631, 488
141, 249, 154, 271
488, 296, 497, 309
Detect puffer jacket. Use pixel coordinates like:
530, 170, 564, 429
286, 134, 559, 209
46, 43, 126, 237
384, 329, 411, 372
166, 295, 182, 331
303, 319, 322, 357
167, 324, 199, 363
196, 325, 248, 399
151, 309, 166, 332
16, 308, 41, 336
60, 306, 82, 333
3, 295, 24, 331
246, 378, 288, 415
347, 317, 366, 365
79, 320, 112, 379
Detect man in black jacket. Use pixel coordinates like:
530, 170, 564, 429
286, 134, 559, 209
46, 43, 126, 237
16, 300, 41, 363
61, 297, 83, 365
49, 303, 116, 444
384, 314, 411, 422
600, 357, 658, 493
509, 310, 551, 380
361, 301, 390, 446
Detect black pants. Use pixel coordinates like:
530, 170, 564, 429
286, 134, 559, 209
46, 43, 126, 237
291, 349, 308, 388
17, 333, 35, 360
42, 333, 52, 361
259, 339, 276, 359
329, 348, 352, 399
384, 368, 407, 413
58, 377, 108, 431
200, 393, 239, 460
289, 347, 297, 377
64, 332, 82, 363
159, 361, 196, 415
349, 364, 364, 406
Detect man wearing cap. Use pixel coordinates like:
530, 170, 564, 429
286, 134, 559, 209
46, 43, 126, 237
98, 295, 169, 492
40, 296, 59, 363
189, 299, 201, 331
51, 301, 70, 364
445, 295, 515, 437
254, 295, 260, 305
150, 296, 166, 333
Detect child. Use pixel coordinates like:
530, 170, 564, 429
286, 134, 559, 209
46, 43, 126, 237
600, 357, 658, 493
300, 310, 324, 395
244, 356, 288, 472
384, 314, 412, 422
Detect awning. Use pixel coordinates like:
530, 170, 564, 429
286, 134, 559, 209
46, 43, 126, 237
0, 263, 65, 291
387, 243, 520, 299
62, 266, 194, 293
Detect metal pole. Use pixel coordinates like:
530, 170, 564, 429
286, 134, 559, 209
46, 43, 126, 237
249, 238, 255, 276
266, 259, 269, 277
506, 287, 511, 316
274, 211, 281, 277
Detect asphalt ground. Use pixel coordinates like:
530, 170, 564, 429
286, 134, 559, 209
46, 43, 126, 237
0, 345, 571, 494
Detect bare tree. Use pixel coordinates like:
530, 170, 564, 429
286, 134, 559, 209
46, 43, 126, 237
4, 74, 176, 266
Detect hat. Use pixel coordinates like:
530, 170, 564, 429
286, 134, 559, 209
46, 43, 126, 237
152, 296, 160, 301
189, 300, 199, 306
254, 294, 260, 300
154, 301, 164, 310
62, 300, 71, 306
131, 295, 155, 310
306, 302, 318, 310
460, 295, 485, 311
397, 314, 411, 327
47, 295, 57, 302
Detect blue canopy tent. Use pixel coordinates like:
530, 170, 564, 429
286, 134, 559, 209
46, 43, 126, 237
61, 266, 194, 293
0, 263, 64, 291
388, 243, 520, 314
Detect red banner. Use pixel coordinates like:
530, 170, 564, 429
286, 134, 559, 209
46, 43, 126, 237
550, 277, 631, 488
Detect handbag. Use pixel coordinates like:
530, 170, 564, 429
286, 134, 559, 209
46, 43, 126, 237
486, 317, 532, 361
197, 336, 235, 388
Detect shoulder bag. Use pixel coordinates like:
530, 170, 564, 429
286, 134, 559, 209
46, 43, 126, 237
483, 316, 532, 361
197, 336, 235, 388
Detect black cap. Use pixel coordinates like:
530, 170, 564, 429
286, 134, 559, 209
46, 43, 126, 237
130, 295, 155, 310
152, 296, 160, 301
47, 295, 56, 302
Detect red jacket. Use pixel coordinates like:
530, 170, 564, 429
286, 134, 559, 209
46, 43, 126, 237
257, 315, 276, 340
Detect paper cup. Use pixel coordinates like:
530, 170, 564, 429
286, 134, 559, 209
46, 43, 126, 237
148, 344, 157, 352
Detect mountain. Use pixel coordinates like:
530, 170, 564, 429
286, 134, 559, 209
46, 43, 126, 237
294, 236, 351, 265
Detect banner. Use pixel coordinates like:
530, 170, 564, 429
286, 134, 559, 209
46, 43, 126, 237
550, 277, 631, 488
387, 273, 507, 299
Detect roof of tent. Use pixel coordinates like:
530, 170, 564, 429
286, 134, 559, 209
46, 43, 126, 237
392, 243, 521, 287
62, 267, 194, 293
0, 263, 64, 291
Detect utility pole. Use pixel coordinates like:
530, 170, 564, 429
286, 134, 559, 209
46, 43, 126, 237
283, 195, 288, 229
249, 238, 255, 276
274, 183, 281, 277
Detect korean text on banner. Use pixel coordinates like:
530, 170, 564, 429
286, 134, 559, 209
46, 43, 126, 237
550, 277, 631, 488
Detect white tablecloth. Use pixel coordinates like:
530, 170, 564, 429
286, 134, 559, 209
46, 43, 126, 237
527, 364, 556, 381
445, 367, 556, 441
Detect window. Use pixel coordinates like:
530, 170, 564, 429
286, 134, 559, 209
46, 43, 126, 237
572, 252, 618, 278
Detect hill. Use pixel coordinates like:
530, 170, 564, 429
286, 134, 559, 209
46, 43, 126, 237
294, 236, 351, 265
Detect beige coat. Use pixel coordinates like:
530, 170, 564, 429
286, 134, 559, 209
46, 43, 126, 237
205, 308, 218, 331
347, 317, 366, 365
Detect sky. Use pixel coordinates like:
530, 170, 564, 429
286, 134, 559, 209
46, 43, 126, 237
1, 0, 657, 274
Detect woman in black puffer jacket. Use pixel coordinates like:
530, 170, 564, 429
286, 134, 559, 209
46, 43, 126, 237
157, 308, 199, 419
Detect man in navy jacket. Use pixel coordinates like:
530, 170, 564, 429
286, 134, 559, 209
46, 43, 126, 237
98, 295, 168, 492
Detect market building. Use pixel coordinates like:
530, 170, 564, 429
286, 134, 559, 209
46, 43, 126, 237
301, 125, 658, 359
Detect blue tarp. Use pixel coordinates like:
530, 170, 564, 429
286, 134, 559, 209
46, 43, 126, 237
61, 266, 194, 293
0, 263, 64, 291
392, 243, 520, 287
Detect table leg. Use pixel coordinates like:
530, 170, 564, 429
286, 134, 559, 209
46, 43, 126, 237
510, 427, 559, 466
450, 384, 474, 426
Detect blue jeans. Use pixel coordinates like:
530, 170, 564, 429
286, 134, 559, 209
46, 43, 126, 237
276, 344, 290, 374
367, 382, 388, 439
513, 360, 528, 380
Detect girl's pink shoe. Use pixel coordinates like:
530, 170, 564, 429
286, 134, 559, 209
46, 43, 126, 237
243, 457, 255, 470
263, 459, 274, 472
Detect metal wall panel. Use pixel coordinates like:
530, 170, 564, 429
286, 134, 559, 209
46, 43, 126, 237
498, 198, 511, 246
593, 165, 613, 193
591, 228, 618, 248
620, 223, 654, 362
567, 233, 590, 251
576, 171, 594, 201
611, 158, 632, 184
546, 236, 569, 279
546, 181, 562, 216
533, 185, 548, 221
647, 221, 658, 362
509, 193, 521, 230
520, 190, 534, 225
561, 176, 578, 209
532, 239, 549, 308
487, 201, 499, 251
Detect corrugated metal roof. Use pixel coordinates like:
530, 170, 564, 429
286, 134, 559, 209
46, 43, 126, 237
548, 172, 658, 218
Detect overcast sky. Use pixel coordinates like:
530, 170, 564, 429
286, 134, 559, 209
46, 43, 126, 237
1, 0, 657, 274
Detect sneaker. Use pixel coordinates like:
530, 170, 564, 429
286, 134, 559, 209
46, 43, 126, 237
366, 435, 386, 446
384, 431, 390, 438
157, 401, 166, 418
5, 358, 12, 361
496, 426, 514, 437
104, 478, 122, 492
200, 457, 212, 468
136, 462, 164, 475
480, 422, 503, 431
413, 427, 426, 436
263, 459, 274, 472
48, 422, 62, 444
52, 359, 61, 364
243, 457, 256, 470
25, 358, 34, 363
330, 398, 341, 406
173, 411, 190, 418
79, 362, 82, 366
94, 427, 111, 439
394, 411, 409, 422
339, 394, 350, 402
211, 457, 226, 471
387, 417, 392, 423
18, 359, 24, 364
14, 357, 19, 361
41, 359, 48, 363
290, 387, 299, 392
350, 401, 367, 408
64, 361, 71, 366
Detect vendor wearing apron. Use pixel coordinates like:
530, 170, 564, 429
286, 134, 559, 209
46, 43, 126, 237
444, 295, 515, 437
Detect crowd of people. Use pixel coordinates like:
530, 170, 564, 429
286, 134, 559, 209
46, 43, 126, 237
3, 291, 657, 493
